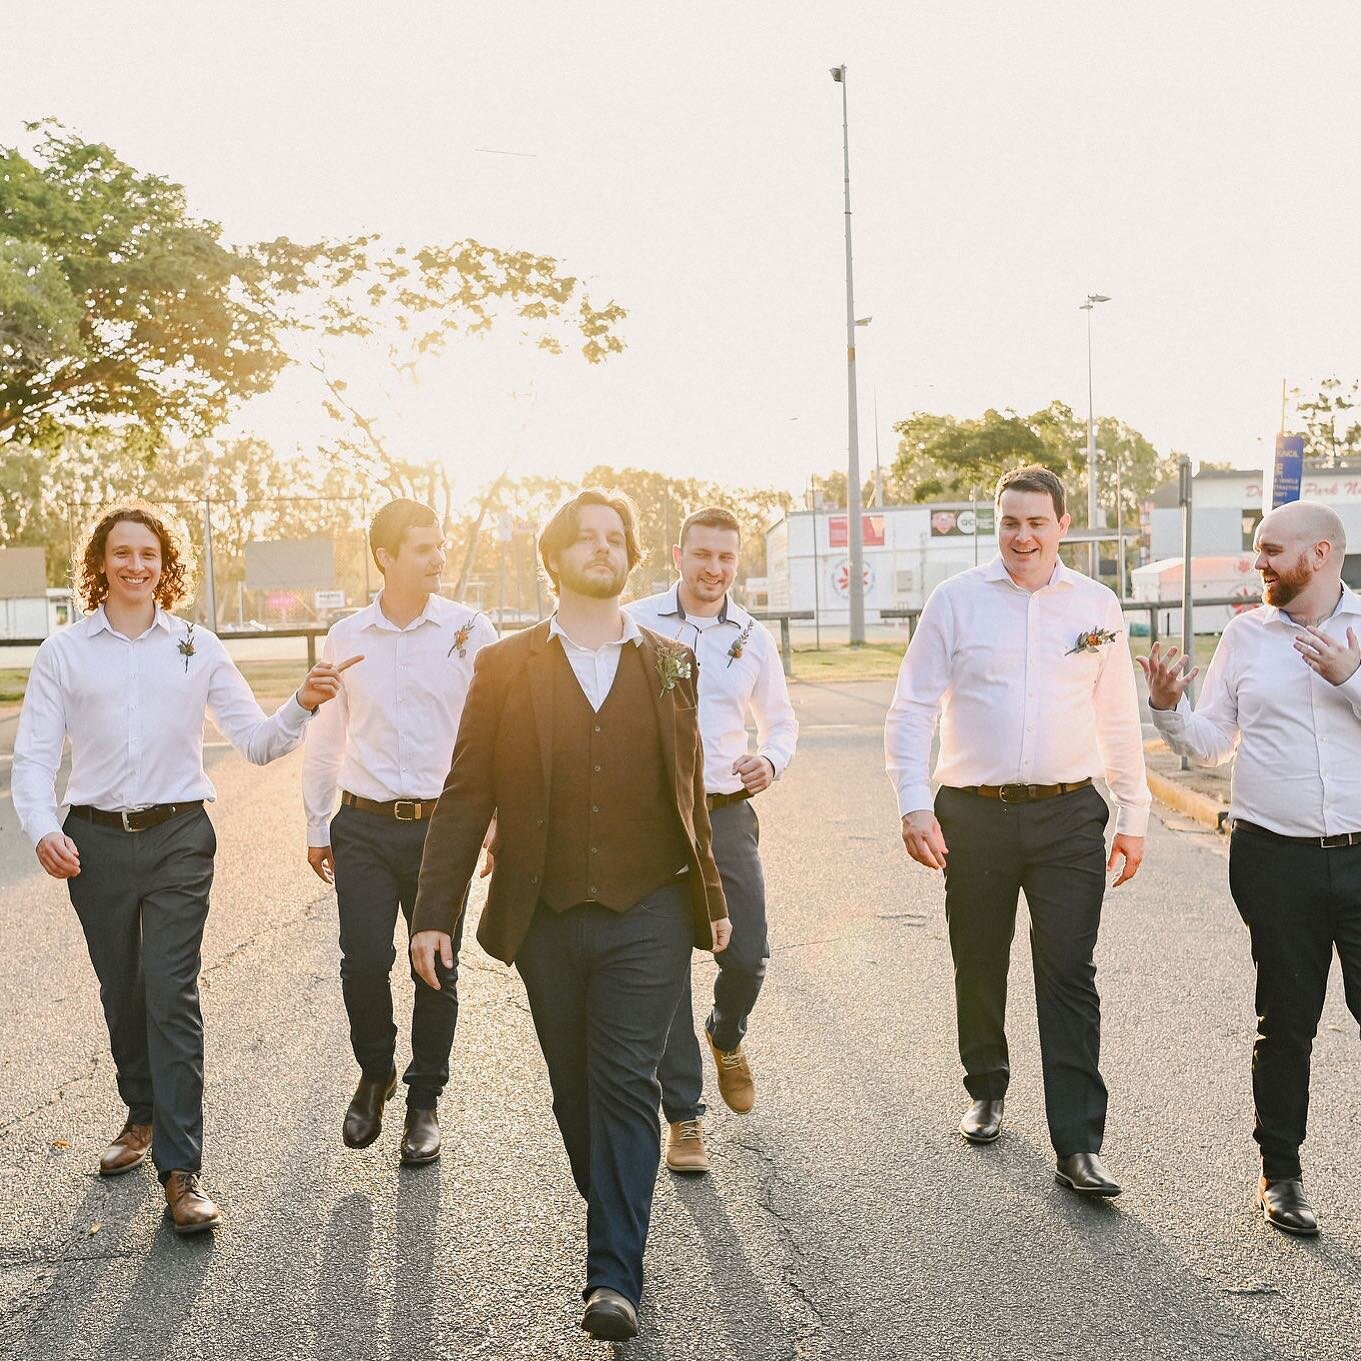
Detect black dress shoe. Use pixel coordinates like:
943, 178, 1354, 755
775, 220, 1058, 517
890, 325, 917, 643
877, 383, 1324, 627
1055, 1152, 1121, 1197
581, 1288, 638, 1342
1257, 1177, 1319, 1236
400, 1107, 441, 1165
343, 1069, 397, 1148
959, 1098, 1005, 1144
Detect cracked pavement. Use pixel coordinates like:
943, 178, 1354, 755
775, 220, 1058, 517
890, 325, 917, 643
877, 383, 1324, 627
2, 680, 1360, 1359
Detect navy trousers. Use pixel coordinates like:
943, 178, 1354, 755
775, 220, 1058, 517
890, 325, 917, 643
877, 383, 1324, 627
935, 783, 1111, 1157
658, 799, 769, 1123
1228, 827, 1361, 1180
514, 884, 693, 1308
331, 803, 464, 1109
64, 806, 216, 1179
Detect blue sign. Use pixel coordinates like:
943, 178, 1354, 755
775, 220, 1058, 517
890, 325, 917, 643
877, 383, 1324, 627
1271, 434, 1305, 508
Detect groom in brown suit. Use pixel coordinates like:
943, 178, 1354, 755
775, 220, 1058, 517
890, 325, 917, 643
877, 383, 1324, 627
410, 489, 730, 1343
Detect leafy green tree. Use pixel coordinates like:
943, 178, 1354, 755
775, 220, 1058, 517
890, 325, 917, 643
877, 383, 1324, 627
1292, 376, 1360, 467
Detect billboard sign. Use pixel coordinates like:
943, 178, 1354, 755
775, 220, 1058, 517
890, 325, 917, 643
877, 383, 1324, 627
930, 507, 995, 537
245, 539, 337, 591
1270, 434, 1305, 509
827, 513, 886, 548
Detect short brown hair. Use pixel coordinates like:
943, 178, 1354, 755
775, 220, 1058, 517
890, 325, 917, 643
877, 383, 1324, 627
538, 489, 643, 592
77, 503, 192, 612
369, 498, 439, 574
995, 465, 1067, 519
679, 506, 741, 547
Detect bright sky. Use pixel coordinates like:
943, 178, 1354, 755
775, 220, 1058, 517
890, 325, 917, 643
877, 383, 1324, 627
4, 2, 1359, 499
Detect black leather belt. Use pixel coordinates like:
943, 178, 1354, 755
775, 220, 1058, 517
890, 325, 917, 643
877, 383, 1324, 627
1234, 819, 1361, 849
707, 789, 753, 811
69, 801, 203, 833
953, 778, 1093, 804
341, 791, 435, 822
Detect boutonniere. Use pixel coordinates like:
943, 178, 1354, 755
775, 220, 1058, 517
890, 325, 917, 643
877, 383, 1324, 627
178, 621, 197, 672
656, 641, 693, 698
448, 612, 481, 658
726, 620, 755, 668
1067, 626, 1120, 655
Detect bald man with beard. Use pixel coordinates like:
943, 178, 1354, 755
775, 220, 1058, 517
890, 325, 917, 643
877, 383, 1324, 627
1141, 500, 1361, 1237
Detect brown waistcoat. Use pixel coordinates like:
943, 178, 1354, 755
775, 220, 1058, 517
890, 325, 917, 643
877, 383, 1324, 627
540, 639, 690, 911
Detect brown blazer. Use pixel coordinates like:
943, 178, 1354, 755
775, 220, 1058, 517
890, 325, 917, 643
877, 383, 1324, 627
411, 618, 728, 964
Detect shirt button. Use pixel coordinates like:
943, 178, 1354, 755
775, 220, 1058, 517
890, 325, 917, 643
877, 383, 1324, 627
593, 764, 602, 773
530, 873, 539, 885
590, 886, 599, 896
535, 816, 545, 827
591, 805, 600, 814
594, 724, 602, 733
590, 846, 599, 855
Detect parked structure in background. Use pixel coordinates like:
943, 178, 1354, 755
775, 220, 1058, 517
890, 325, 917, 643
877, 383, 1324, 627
0, 548, 75, 639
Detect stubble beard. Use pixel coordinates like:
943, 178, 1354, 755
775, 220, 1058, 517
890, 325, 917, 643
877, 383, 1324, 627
560, 560, 628, 600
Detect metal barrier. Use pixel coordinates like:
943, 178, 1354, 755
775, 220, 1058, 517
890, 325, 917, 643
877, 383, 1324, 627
746, 611, 814, 677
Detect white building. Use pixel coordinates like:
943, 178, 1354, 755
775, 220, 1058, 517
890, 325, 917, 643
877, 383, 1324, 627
764, 503, 1000, 622
1149, 464, 1361, 587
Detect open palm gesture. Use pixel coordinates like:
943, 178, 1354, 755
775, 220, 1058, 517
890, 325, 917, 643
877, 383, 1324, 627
1136, 642, 1199, 711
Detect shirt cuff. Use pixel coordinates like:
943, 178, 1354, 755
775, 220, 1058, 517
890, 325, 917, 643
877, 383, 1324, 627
1336, 660, 1361, 704
896, 781, 936, 819
757, 748, 787, 780
281, 692, 315, 732
306, 817, 333, 847
1113, 801, 1150, 838
1147, 693, 1191, 731
27, 813, 64, 848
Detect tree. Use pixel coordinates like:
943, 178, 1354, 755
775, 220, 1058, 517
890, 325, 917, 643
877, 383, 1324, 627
0, 122, 319, 451
1292, 376, 1360, 466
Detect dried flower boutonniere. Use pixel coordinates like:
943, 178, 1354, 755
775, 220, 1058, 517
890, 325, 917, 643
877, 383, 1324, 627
656, 642, 694, 699
178, 621, 197, 673
726, 620, 755, 668
448, 611, 482, 658
1067, 626, 1120, 656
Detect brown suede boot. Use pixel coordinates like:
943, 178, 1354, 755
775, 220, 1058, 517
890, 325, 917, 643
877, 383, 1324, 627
98, 1121, 152, 1176
665, 1119, 710, 1173
706, 1033, 755, 1114
163, 1171, 221, 1234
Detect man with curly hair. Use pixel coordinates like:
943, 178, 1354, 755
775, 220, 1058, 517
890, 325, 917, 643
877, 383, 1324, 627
12, 504, 356, 1234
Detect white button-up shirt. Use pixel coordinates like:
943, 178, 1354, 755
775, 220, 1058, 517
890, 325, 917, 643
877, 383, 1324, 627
1148, 589, 1361, 837
302, 593, 497, 845
626, 586, 798, 796
548, 612, 645, 711
12, 606, 312, 846
885, 556, 1151, 835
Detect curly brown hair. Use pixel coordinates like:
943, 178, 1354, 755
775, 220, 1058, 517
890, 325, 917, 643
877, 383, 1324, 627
77, 504, 193, 612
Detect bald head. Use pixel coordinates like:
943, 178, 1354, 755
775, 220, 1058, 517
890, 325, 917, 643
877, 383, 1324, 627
1258, 499, 1346, 556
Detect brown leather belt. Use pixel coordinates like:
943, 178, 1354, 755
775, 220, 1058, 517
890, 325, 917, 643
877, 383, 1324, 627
341, 791, 436, 822
953, 778, 1093, 804
707, 789, 753, 811
1234, 819, 1361, 850
70, 801, 203, 833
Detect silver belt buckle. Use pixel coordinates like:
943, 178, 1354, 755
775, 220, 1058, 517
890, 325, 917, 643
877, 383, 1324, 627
394, 800, 419, 821
121, 807, 153, 832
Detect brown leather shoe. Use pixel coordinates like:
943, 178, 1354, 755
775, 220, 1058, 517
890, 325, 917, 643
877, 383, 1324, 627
99, 1121, 152, 1176
343, 1069, 397, 1148
959, 1099, 1005, 1144
706, 1033, 755, 1114
1257, 1177, 1320, 1236
665, 1119, 711, 1173
399, 1108, 441, 1165
163, 1171, 221, 1234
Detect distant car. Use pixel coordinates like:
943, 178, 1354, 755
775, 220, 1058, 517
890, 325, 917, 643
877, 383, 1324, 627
324, 606, 364, 625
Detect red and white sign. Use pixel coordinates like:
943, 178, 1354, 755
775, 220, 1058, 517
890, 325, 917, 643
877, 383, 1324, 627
828, 514, 886, 548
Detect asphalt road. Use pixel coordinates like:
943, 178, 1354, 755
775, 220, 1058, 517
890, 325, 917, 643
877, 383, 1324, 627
2, 680, 1359, 1360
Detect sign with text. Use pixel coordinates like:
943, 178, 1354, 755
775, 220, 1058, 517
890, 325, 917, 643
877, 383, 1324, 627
245, 539, 336, 591
930, 507, 995, 537
827, 513, 886, 548
1270, 434, 1305, 509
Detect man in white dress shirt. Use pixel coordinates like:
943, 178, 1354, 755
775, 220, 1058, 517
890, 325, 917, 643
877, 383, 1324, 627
303, 499, 495, 1163
13, 503, 351, 1232
885, 466, 1149, 1196
1141, 499, 1361, 1237
626, 506, 798, 1173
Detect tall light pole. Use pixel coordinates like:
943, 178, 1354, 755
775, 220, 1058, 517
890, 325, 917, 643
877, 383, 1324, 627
831, 63, 866, 646
1080, 293, 1111, 579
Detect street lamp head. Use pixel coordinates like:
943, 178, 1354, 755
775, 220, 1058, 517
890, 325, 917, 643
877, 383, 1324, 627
829, 65, 845, 82
855, 316, 873, 326
1087, 293, 1111, 304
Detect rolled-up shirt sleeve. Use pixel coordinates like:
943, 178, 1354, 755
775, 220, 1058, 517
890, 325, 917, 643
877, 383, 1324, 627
1091, 598, 1152, 836
12, 641, 68, 846
885, 590, 954, 817
205, 637, 310, 765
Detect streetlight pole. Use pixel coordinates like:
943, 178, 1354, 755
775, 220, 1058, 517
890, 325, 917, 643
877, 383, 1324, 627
1080, 292, 1111, 580
831, 63, 866, 646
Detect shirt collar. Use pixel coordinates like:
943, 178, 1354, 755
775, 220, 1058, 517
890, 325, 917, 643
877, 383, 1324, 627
549, 612, 644, 650
363, 590, 442, 633
982, 555, 1073, 590
1262, 585, 1361, 627
88, 604, 175, 639
658, 582, 735, 626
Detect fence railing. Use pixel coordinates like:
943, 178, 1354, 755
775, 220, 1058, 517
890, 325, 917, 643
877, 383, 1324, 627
747, 611, 814, 676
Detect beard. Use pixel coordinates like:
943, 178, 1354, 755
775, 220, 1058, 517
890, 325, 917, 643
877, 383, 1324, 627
559, 557, 629, 600
1262, 552, 1310, 606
